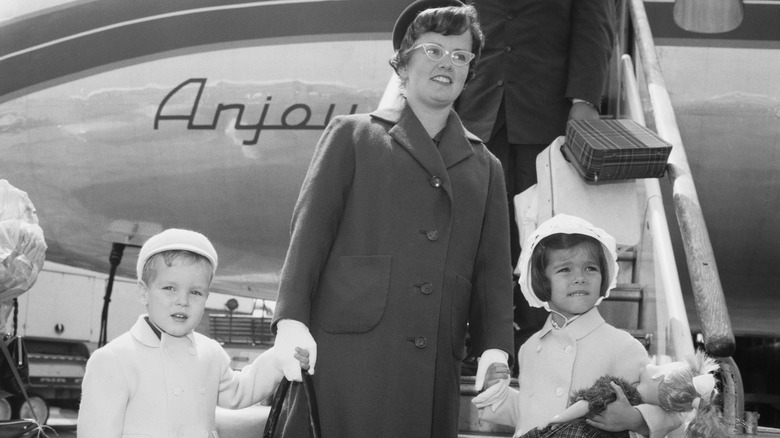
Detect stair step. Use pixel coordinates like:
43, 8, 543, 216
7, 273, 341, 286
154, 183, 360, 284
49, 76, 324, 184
600, 283, 643, 332
617, 247, 636, 262
605, 283, 642, 302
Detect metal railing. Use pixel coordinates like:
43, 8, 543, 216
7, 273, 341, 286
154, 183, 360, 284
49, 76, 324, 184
625, 0, 735, 358
619, 0, 740, 430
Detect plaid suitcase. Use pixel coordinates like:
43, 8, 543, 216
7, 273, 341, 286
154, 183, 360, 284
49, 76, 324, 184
563, 119, 672, 182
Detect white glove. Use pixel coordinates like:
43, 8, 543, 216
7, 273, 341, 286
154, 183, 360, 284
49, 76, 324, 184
474, 348, 508, 390
471, 377, 510, 412
274, 319, 317, 381
472, 348, 510, 412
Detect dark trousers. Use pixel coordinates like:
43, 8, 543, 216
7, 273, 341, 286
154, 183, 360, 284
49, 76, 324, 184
486, 111, 550, 376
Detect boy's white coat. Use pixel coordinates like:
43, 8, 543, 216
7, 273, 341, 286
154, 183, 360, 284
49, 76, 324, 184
77, 315, 281, 438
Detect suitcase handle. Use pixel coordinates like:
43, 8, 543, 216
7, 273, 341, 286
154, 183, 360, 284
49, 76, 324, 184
559, 141, 573, 163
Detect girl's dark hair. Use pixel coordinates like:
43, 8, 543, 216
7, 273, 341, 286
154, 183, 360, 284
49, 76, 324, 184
529, 233, 610, 302
389, 5, 484, 82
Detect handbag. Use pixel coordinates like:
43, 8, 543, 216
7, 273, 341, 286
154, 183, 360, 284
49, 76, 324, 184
263, 370, 321, 438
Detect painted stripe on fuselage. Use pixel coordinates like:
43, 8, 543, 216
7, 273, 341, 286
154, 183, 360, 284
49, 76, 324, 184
0, 0, 403, 102
0, 0, 343, 62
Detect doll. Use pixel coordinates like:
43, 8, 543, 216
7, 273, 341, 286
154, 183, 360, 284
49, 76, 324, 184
522, 350, 730, 438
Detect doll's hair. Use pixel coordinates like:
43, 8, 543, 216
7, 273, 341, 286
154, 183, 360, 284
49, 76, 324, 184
657, 351, 731, 437
529, 233, 610, 302
657, 350, 719, 412
685, 393, 730, 438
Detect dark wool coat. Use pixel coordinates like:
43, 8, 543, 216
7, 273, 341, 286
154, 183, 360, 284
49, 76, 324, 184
272, 100, 514, 438
456, 0, 615, 144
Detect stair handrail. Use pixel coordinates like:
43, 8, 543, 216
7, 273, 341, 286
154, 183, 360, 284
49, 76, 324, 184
619, 53, 694, 364
623, 1, 743, 431
626, 0, 735, 359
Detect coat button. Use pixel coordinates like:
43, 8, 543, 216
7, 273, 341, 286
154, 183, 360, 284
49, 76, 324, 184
420, 283, 433, 295
556, 388, 563, 396
426, 230, 438, 241
504, 46, 512, 52
564, 346, 572, 354
174, 387, 183, 396
497, 80, 504, 87
429, 176, 442, 188
189, 348, 197, 355
414, 337, 428, 349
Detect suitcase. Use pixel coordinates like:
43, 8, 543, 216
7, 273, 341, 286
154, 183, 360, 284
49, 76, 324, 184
563, 119, 672, 182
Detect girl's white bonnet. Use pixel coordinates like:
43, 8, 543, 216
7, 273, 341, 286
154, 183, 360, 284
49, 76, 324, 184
515, 214, 619, 311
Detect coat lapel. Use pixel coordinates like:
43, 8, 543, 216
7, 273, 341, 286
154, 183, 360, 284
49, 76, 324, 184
372, 102, 481, 201
438, 109, 478, 169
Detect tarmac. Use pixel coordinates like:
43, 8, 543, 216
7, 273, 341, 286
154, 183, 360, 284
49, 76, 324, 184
41, 405, 272, 438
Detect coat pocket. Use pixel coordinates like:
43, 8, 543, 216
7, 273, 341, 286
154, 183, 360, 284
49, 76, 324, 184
316, 255, 391, 334
451, 275, 472, 360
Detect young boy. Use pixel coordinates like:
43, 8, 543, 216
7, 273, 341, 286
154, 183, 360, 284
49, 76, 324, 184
473, 214, 682, 437
77, 228, 307, 438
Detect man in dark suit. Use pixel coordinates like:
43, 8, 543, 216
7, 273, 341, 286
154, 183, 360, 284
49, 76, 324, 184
456, 0, 616, 370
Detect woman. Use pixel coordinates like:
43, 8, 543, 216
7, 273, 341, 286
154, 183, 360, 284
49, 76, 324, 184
271, 1, 514, 436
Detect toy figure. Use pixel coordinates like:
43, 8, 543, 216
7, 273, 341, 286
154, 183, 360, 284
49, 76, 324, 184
523, 350, 729, 438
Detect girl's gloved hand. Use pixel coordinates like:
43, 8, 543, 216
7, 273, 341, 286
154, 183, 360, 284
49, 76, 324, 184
472, 349, 510, 412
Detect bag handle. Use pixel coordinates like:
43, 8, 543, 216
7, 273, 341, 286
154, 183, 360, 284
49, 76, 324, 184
263, 370, 320, 438
0, 337, 38, 424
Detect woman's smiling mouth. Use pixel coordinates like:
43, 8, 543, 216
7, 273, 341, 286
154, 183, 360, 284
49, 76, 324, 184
431, 75, 452, 84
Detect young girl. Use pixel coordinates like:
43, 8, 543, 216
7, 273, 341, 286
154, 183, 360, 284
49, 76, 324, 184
473, 214, 682, 437
528, 350, 729, 438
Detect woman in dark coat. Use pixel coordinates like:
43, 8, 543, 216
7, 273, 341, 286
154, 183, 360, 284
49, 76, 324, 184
270, 1, 515, 437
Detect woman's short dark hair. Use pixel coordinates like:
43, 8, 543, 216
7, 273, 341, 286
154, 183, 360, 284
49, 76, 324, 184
389, 5, 484, 82
529, 233, 610, 302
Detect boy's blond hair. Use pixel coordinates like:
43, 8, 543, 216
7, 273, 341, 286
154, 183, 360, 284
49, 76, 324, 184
136, 228, 218, 281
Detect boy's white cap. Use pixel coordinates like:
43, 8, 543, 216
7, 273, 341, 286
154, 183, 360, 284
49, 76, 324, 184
515, 214, 618, 311
136, 228, 218, 280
